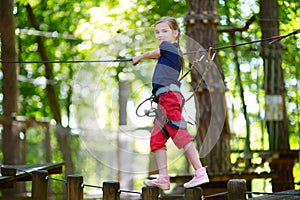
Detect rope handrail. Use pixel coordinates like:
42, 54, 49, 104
45, 176, 67, 184
13, 167, 33, 175
40, 177, 300, 198
0, 58, 133, 64
158, 193, 184, 198
246, 190, 300, 196
6, 171, 300, 200
201, 191, 228, 199
81, 183, 103, 189
0, 28, 298, 64
118, 189, 142, 195
48, 178, 142, 195
3, 166, 300, 199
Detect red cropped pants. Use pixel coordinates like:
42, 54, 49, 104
150, 91, 194, 151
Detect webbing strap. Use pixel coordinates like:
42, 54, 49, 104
155, 84, 186, 112
156, 109, 187, 130
155, 84, 181, 97
155, 118, 170, 139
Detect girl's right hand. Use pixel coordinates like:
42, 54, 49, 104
132, 56, 141, 65
132, 49, 160, 66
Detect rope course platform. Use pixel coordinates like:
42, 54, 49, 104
0, 162, 63, 189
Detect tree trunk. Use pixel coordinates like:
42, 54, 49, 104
0, 0, 25, 196
259, 0, 289, 152
185, 0, 231, 173
0, 0, 20, 165
259, 0, 293, 192
26, 4, 74, 175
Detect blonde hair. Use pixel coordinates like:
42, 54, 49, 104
154, 16, 185, 73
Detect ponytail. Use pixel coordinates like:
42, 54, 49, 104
177, 32, 185, 75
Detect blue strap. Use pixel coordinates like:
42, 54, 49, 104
156, 109, 187, 130
155, 84, 181, 97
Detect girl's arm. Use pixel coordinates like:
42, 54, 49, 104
132, 48, 160, 65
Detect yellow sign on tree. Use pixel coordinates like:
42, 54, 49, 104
265, 95, 283, 121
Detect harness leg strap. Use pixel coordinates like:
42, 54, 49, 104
155, 118, 170, 139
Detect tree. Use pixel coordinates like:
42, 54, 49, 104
0, 0, 23, 195
25, 3, 74, 175
0, 0, 20, 165
185, 0, 231, 173
259, 0, 289, 151
259, 0, 295, 191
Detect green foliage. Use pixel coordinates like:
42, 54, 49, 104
1, 0, 299, 195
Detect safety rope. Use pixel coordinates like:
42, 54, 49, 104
135, 95, 156, 117
0, 58, 133, 64
185, 48, 215, 102
0, 28, 298, 64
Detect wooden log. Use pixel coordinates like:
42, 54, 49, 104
32, 170, 48, 200
184, 187, 202, 200
227, 179, 246, 200
141, 186, 159, 200
103, 181, 120, 200
67, 175, 83, 200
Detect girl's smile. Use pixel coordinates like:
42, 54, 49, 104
155, 22, 179, 44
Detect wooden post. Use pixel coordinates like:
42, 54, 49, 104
67, 175, 83, 200
32, 170, 48, 200
141, 186, 159, 200
103, 181, 120, 200
227, 179, 246, 200
184, 187, 202, 200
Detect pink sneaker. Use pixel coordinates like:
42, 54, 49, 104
144, 175, 170, 190
184, 167, 209, 188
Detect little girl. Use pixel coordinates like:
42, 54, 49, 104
132, 16, 209, 190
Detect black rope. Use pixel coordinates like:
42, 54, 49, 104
201, 191, 228, 199
14, 168, 33, 175
2, 167, 33, 176
1, 28, 299, 64
81, 183, 103, 189
210, 28, 299, 51
118, 189, 142, 195
0, 58, 132, 64
246, 190, 300, 196
158, 194, 184, 198
158, 194, 184, 199
135, 95, 156, 117
45, 176, 67, 184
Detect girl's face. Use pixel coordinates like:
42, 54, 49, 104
154, 22, 179, 44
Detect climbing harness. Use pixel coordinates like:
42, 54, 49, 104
134, 29, 300, 134
135, 47, 216, 136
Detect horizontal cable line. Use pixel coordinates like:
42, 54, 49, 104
14, 168, 33, 175
201, 191, 228, 199
0, 28, 298, 64
81, 183, 103, 189
118, 189, 142, 195
158, 194, 184, 199
246, 190, 300, 196
0, 58, 132, 64
45, 176, 67, 184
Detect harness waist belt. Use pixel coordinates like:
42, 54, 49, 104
155, 84, 181, 97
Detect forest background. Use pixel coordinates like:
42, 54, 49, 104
0, 0, 299, 198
